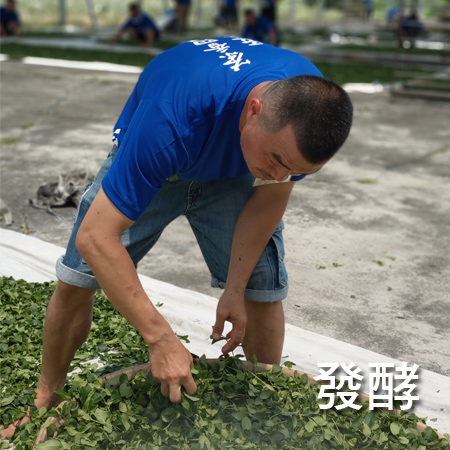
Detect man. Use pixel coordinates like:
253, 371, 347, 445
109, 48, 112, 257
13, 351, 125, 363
363, 0, 374, 21
174, 0, 191, 33
0, 37, 352, 439
222, 0, 239, 31
242, 9, 278, 46
0, 0, 21, 37
260, 0, 277, 23
110, 3, 159, 49
400, 10, 424, 40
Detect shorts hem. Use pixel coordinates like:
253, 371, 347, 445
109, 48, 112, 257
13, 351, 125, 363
211, 276, 288, 303
244, 286, 288, 302
56, 256, 101, 290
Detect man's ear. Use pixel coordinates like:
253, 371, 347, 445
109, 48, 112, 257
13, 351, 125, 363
246, 97, 263, 124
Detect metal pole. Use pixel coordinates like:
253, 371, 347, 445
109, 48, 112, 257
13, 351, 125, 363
317, 0, 325, 23
289, 0, 296, 27
85, 0, 99, 31
195, 0, 203, 25
58, 0, 66, 27
342, 0, 349, 21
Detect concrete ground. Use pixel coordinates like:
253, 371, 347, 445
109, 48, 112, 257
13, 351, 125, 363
1, 57, 449, 379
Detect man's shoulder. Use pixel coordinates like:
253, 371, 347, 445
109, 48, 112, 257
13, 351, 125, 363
141, 13, 156, 24
145, 38, 319, 85
257, 16, 273, 28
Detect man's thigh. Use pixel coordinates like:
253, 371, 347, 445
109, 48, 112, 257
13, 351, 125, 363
56, 149, 186, 289
186, 175, 288, 302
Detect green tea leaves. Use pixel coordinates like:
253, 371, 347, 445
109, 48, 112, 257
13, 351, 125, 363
1, 277, 448, 450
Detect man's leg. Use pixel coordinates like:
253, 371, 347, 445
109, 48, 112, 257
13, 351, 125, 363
36, 281, 96, 408
0, 281, 96, 439
1, 152, 186, 441
243, 299, 285, 364
185, 175, 288, 366
176, 4, 189, 33
142, 29, 156, 47
126, 27, 141, 45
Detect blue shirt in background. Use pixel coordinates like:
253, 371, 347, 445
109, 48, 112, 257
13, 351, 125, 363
121, 12, 159, 34
0, 6, 20, 28
242, 16, 275, 44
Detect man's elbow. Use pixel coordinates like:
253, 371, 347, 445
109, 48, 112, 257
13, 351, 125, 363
75, 225, 98, 261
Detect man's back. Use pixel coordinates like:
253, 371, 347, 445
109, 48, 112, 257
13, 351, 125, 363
106, 38, 322, 220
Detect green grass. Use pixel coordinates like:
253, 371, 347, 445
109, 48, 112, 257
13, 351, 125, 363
0, 42, 157, 68
317, 60, 437, 85
318, 60, 425, 85
328, 43, 450, 57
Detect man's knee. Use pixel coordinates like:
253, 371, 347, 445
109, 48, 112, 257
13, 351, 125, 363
53, 280, 97, 305
245, 299, 285, 335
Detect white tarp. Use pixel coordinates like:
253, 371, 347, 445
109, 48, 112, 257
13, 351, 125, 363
1, 228, 449, 435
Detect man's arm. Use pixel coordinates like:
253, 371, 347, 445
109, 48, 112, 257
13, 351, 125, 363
109, 28, 123, 46
142, 28, 156, 48
212, 180, 295, 353
268, 27, 278, 46
76, 188, 197, 402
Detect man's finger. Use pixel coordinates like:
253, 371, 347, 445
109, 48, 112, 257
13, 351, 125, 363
169, 383, 182, 403
212, 319, 225, 341
187, 350, 194, 369
183, 375, 198, 396
222, 337, 241, 354
160, 383, 169, 398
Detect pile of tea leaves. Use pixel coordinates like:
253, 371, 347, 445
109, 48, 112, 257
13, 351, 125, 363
1, 276, 449, 450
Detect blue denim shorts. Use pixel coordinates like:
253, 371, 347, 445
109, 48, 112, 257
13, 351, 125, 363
56, 147, 289, 302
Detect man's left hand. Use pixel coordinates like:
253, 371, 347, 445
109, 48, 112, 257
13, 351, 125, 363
212, 290, 247, 354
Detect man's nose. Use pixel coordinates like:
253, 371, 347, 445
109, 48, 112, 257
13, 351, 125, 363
271, 166, 291, 182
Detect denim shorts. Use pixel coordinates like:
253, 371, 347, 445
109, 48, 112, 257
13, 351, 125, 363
56, 147, 289, 302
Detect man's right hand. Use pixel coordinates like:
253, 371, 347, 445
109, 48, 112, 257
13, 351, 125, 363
149, 333, 197, 403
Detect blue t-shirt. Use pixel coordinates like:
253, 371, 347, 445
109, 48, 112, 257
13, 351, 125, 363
121, 13, 158, 33
0, 7, 20, 26
104, 37, 322, 220
242, 16, 274, 44
225, 0, 237, 8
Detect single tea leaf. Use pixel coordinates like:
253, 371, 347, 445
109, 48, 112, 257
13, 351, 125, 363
242, 416, 252, 430
36, 440, 64, 450
390, 422, 400, 435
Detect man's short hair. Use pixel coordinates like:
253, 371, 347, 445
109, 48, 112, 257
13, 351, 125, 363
260, 75, 353, 164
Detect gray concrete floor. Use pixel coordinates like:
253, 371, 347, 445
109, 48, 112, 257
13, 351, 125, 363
1, 57, 449, 377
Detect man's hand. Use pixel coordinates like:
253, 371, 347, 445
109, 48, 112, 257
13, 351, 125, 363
149, 333, 197, 403
212, 290, 247, 354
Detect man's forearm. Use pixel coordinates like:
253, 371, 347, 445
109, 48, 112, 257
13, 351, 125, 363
77, 214, 197, 402
82, 237, 173, 346
76, 190, 174, 348
226, 181, 294, 294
